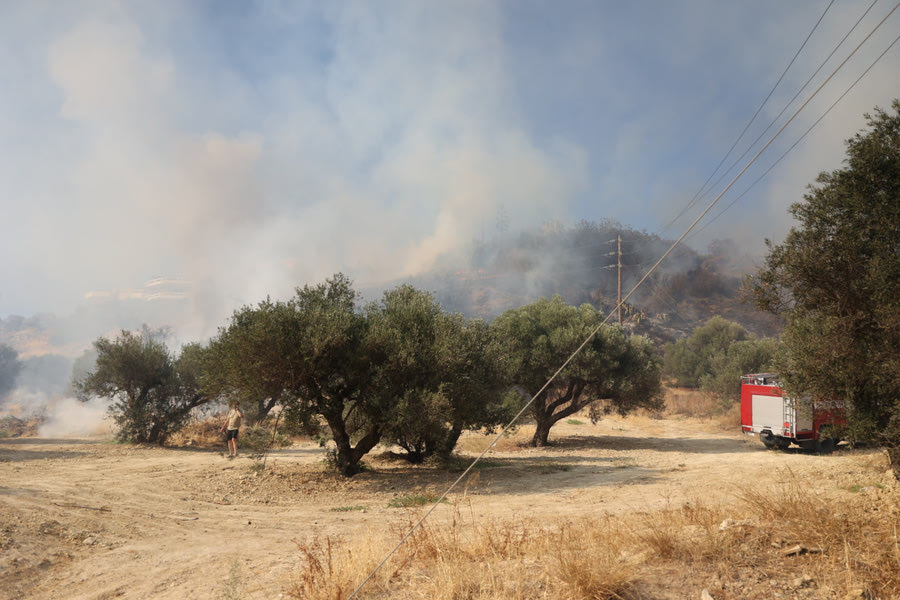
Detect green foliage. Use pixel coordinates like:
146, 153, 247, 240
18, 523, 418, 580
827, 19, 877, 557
699, 337, 779, 406
368, 286, 511, 463
288, 273, 378, 477
74, 327, 213, 445
0, 343, 22, 401
493, 296, 663, 446
662, 316, 750, 387
207, 299, 302, 424
241, 422, 292, 459
387, 493, 447, 508
748, 100, 900, 477
329, 505, 367, 512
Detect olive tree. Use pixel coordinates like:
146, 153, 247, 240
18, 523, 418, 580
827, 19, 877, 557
0, 343, 22, 401
493, 296, 663, 447
699, 337, 779, 405
747, 101, 900, 478
662, 316, 749, 388
368, 286, 510, 463
286, 274, 380, 477
75, 327, 213, 444
207, 299, 301, 424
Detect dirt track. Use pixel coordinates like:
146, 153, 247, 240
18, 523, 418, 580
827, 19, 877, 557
0, 415, 893, 599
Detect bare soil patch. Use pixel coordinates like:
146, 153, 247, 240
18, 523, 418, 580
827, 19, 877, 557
1, 415, 895, 599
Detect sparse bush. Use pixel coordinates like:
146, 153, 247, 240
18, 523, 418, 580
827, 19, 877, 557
387, 493, 446, 509
0, 414, 44, 438
169, 413, 226, 447
662, 316, 749, 388
242, 423, 292, 459
663, 387, 718, 418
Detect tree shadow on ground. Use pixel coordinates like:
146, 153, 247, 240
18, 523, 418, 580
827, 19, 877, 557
0, 448, 90, 461
547, 434, 753, 454
328, 451, 665, 497
0, 437, 97, 445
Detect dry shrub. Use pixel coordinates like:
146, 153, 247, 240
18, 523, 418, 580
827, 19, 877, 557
714, 401, 742, 430
549, 520, 641, 600
291, 533, 393, 600
289, 512, 641, 600
663, 388, 719, 418
289, 466, 900, 599
169, 412, 226, 447
0, 414, 45, 437
456, 426, 533, 454
736, 478, 900, 597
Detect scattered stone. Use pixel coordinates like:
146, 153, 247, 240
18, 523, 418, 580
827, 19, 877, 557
38, 521, 63, 536
701, 589, 716, 600
718, 518, 754, 531
82, 537, 96, 546
782, 544, 823, 556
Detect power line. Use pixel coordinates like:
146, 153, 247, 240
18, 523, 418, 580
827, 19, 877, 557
347, 4, 900, 596
658, 0, 836, 236
689, 28, 900, 239
682, 0, 881, 233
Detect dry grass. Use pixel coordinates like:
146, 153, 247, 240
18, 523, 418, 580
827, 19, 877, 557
662, 387, 740, 431
662, 388, 719, 418
168, 412, 227, 447
0, 414, 45, 438
288, 470, 900, 600
456, 426, 535, 454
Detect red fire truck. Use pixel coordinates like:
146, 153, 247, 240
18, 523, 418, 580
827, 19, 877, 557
740, 373, 844, 453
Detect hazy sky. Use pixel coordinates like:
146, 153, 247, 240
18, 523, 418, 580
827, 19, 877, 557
1, 0, 898, 324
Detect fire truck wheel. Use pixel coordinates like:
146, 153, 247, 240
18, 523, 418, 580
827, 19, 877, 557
760, 431, 778, 450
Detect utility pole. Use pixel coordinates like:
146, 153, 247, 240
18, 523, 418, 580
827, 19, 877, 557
617, 235, 622, 325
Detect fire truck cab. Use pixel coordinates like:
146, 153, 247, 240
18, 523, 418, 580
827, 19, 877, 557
740, 373, 843, 453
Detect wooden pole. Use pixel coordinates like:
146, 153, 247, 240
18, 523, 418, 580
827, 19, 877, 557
617, 235, 622, 325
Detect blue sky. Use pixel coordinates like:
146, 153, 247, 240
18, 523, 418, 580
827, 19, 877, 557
1, 0, 898, 328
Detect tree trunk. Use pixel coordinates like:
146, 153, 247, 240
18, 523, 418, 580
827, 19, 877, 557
250, 397, 279, 425
531, 417, 553, 447
324, 412, 382, 477
437, 422, 464, 459
888, 446, 900, 482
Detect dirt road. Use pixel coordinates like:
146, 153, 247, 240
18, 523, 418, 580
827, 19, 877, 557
0, 415, 892, 599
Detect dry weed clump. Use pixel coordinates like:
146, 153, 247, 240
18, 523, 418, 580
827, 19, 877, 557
289, 511, 642, 600
0, 414, 45, 438
735, 479, 900, 598
288, 475, 900, 600
663, 388, 719, 418
168, 412, 227, 447
456, 426, 533, 454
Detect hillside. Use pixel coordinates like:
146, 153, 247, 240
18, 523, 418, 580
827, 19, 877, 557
404, 219, 782, 343
1, 220, 781, 371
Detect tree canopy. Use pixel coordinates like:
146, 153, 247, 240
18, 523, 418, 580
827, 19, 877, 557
0, 343, 22, 401
493, 296, 663, 446
74, 327, 213, 444
367, 285, 510, 463
748, 100, 900, 477
662, 316, 750, 388
208, 298, 301, 424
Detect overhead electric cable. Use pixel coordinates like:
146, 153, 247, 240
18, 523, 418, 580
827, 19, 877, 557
658, 0, 836, 235
685, 0, 880, 224
690, 29, 900, 239
347, 3, 900, 597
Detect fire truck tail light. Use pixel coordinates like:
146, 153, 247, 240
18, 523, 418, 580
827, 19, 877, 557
783, 422, 791, 429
